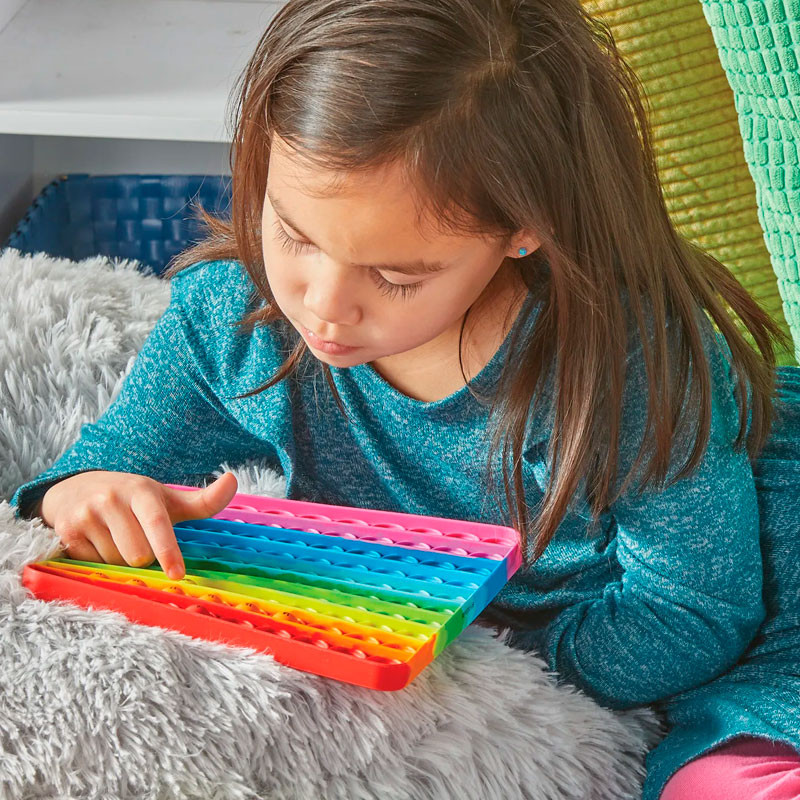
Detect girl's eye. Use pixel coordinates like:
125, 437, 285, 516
272, 218, 312, 258
271, 218, 425, 301
368, 270, 424, 301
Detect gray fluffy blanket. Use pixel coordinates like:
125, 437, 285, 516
0, 247, 663, 799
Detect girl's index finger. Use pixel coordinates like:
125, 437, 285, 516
130, 491, 186, 581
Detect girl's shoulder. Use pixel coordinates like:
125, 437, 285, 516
170, 259, 252, 310
167, 259, 290, 390
169, 257, 267, 337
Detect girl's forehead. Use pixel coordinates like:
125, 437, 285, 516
267, 139, 457, 243
268, 137, 410, 203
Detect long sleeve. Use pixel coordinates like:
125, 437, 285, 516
532, 323, 765, 710
10, 263, 272, 519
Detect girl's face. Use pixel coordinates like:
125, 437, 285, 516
262, 135, 531, 368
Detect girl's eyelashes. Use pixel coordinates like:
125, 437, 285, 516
272, 217, 311, 258
271, 217, 424, 301
372, 273, 423, 301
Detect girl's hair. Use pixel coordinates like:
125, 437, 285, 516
166, 0, 790, 564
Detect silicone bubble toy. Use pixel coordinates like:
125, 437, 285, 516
22, 485, 522, 690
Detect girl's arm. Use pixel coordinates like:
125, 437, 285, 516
531, 327, 764, 711
10, 262, 278, 519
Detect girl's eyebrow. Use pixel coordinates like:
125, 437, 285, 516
266, 190, 449, 276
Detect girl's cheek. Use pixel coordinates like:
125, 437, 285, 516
264, 253, 297, 297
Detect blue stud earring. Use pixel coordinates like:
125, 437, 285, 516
518, 247, 528, 256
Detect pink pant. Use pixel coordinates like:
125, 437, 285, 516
660, 736, 800, 800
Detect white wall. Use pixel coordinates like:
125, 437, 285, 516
0, 0, 25, 31
0, 0, 252, 242
0, 133, 33, 243
0, 0, 31, 240
32, 136, 232, 198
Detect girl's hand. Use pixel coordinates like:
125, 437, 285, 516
36, 471, 238, 580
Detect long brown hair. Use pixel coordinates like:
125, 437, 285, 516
166, 0, 790, 564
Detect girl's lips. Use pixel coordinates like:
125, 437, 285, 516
300, 325, 359, 355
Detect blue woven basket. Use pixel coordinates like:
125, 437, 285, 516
3, 173, 232, 276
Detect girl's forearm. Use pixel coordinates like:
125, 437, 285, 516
531, 440, 763, 710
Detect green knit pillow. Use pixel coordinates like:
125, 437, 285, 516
700, 0, 800, 364
585, 0, 797, 366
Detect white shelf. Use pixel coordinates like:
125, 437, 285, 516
0, 0, 282, 142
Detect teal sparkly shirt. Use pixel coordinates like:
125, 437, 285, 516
12, 259, 800, 799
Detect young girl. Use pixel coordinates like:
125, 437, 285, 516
11, 0, 800, 797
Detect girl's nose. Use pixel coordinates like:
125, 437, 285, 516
303, 258, 362, 327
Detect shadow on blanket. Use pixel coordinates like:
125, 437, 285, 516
0, 248, 662, 800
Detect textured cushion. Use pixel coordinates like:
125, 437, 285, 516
699, 0, 800, 363
586, 0, 797, 365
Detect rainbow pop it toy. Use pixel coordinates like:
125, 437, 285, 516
21, 485, 522, 690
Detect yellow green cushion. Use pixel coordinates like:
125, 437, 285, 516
585, 0, 796, 366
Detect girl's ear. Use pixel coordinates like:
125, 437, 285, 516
506, 232, 542, 259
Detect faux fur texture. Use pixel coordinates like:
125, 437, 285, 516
0, 248, 663, 799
